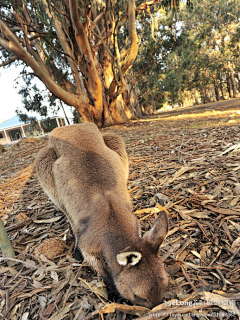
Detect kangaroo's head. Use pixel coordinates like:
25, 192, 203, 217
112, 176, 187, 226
114, 211, 169, 308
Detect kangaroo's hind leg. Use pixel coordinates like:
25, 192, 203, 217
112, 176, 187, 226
102, 133, 128, 178
35, 146, 64, 212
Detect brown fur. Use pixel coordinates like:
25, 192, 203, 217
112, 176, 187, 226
35, 123, 168, 308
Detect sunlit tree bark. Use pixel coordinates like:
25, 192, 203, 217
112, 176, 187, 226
0, 0, 159, 126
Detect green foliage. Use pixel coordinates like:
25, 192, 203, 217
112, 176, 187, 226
133, 0, 181, 108
15, 69, 60, 124
41, 118, 57, 132
17, 114, 40, 135
161, 0, 240, 105
72, 109, 83, 123
133, 0, 240, 108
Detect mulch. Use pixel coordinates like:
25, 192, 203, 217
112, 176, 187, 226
0, 105, 240, 319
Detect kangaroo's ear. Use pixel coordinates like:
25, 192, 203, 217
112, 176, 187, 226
146, 211, 169, 252
117, 251, 142, 266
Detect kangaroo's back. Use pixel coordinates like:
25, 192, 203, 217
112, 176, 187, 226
49, 123, 108, 155
35, 123, 131, 232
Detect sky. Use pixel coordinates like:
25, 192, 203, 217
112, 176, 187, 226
0, 65, 73, 124
0, 66, 24, 122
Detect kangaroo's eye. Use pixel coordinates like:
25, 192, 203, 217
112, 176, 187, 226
133, 294, 147, 303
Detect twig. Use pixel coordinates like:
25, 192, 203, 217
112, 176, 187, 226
215, 268, 227, 291
5, 289, 9, 311
63, 263, 84, 306
0, 257, 44, 270
208, 249, 222, 266
181, 265, 197, 293
73, 298, 87, 320
79, 278, 106, 303
160, 242, 180, 262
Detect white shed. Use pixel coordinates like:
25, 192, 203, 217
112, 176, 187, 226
0, 115, 67, 144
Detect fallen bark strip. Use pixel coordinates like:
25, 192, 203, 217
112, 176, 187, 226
83, 302, 149, 320
205, 205, 240, 216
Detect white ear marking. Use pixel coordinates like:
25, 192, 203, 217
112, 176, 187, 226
116, 251, 142, 266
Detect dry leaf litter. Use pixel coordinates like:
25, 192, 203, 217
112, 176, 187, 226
0, 103, 240, 320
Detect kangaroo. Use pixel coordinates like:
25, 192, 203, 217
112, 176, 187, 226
35, 123, 168, 308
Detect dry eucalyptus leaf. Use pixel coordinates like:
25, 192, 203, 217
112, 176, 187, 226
232, 237, 240, 249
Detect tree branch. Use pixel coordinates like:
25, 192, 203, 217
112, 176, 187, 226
69, 0, 103, 113
42, 0, 87, 101
121, 0, 139, 73
0, 55, 18, 67
136, 0, 162, 11
87, 16, 113, 59
0, 20, 81, 108
114, 0, 163, 33
94, 11, 105, 25
108, 0, 138, 97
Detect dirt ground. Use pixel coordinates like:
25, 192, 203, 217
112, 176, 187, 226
0, 98, 240, 319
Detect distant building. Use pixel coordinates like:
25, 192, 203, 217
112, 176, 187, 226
0, 115, 68, 145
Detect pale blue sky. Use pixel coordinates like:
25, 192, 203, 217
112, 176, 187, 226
0, 66, 23, 122
0, 65, 73, 123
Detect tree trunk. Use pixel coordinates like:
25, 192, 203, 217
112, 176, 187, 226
219, 77, 225, 100
109, 96, 130, 125
59, 100, 70, 125
195, 96, 200, 105
211, 86, 216, 102
178, 101, 183, 107
230, 71, 238, 98
135, 103, 144, 118
213, 79, 221, 101
73, 77, 140, 127
226, 72, 233, 98
203, 88, 211, 103
236, 72, 240, 92
200, 90, 205, 103
124, 79, 142, 119
195, 90, 200, 105
151, 97, 157, 114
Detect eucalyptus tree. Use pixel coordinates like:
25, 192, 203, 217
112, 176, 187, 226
133, 6, 175, 110
131, 0, 194, 109
146, 0, 240, 107
0, 0, 163, 126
